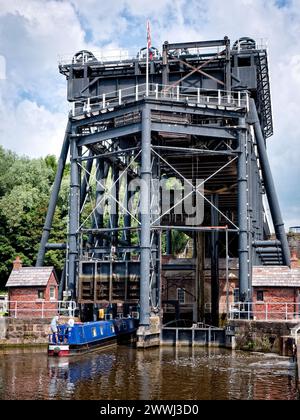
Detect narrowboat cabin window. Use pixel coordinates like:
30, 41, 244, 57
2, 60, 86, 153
99, 326, 104, 335
92, 327, 97, 337
110, 324, 115, 333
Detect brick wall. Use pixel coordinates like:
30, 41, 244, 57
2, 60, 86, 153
252, 287, 299, 320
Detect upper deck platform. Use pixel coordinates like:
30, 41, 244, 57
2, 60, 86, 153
59, 37, 273, 138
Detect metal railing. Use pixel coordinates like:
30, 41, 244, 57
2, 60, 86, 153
229, 302, 300, 321
58, 47, 156, 65
71, 83, 249, 117
0, 300, 77, 319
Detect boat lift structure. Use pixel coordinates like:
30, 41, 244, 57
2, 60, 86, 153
36, 36, 290, 345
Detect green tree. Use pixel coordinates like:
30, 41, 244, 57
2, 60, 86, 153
0, 147, 68, 290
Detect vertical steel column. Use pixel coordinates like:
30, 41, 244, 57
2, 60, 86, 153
36, 120, 71, 266
162, 41, 169, 87
111, 163, 119, 247
166, 231, 172, 254
249, 99, 290, 266
123, 155, 132, 249
211, 194, 219, 326
238, 117, 249, 301
224, 36, 231, 92
139, 104, 151, 326
94, 158, 108, 250
246, 130, 253, 299
68, 137, 80, 299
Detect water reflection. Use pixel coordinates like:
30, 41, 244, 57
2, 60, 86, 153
0, 346, 298, 400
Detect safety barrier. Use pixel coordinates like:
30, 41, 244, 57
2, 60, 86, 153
229, 302, 300, 321
71, 83, 249, 117
0, 300, 77, 319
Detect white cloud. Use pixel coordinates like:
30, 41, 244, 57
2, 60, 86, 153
0, 0, 299, 227
0, 97, 66, 157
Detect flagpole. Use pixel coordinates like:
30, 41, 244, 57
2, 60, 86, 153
146, 20, 149, 97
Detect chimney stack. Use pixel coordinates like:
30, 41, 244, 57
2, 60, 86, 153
13, 256, 22, 270
290, 251, 299, 269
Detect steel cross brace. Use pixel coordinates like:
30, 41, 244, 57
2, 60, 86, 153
77, 151, 142, 230
151, 147, 239, 229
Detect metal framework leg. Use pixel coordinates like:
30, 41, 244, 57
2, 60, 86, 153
249, 99, 290, 266
36, 120, 71, 266
68, 138, 80, 299
211, 194, 219, 325
139, 104, 151, 326
238, 117, 249, 301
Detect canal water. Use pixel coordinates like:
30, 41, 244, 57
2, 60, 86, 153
0, 346, 298, 400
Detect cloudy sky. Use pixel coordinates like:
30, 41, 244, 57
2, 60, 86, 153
0, 0, 299, 228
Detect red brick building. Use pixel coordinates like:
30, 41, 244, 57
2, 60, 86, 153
5, 257, 59, 318
251, 254, 300, 321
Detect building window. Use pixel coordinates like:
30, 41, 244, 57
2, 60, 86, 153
257, 291, 264, 302
233, 288, 240, 303
37, 290, 45, 300
49, 286, 56, 300
177, 288, 185, 304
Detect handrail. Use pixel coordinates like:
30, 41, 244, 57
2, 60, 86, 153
1, 300, 77, 319
71, 83, 249, 117
229, 301, 300, 321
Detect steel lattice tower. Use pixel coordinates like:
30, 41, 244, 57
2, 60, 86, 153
36, 37, 290, 345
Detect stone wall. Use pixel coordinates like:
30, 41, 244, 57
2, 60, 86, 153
0, 318, 52, 346
229, 320, 299, 354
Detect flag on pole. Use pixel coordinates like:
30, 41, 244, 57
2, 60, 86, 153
147, 20, 153, 60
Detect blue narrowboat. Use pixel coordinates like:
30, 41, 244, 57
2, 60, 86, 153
48, 317, 137, 357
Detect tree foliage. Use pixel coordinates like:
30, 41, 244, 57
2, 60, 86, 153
0, 146, 68, 290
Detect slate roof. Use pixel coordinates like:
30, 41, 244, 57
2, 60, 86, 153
5, 267, 56, 287
252, 266, 300, 287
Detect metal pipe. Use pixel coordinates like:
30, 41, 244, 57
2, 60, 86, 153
255, 247, 282, 254
249, 99, 290, 266
139, 104, 151, 326
238, 117, 249, 301
45, 243, 66, 250
36, 120, 71, 266
68, 137, 80, 299
253, 240, 281, 247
